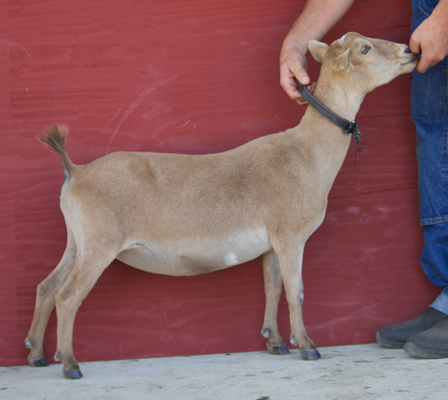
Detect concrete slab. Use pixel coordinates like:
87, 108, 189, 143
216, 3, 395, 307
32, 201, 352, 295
1, 344, 447, 400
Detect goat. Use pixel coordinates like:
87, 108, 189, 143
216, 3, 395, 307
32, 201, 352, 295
25, 33, 417, 379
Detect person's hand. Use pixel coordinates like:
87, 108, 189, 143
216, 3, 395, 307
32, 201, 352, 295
278, 0, 354, 103
410, 5, 448, 73
279, 36, 316, 105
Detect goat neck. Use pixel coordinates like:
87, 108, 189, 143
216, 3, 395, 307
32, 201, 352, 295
312, 73, 365, 124
289, 78, 361, 186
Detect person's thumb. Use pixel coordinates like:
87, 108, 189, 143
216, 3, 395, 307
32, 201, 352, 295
296, 71, 310, 86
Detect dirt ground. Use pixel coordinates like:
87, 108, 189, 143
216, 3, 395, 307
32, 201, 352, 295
1, 344, 447, 400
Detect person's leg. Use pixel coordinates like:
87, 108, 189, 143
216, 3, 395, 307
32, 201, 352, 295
411, 2, 448, 229
421, 224, 448, 304
375, 223, 448, 350
429, 287, 448, 314
375, 225, 448, 351
403, 224, 448, 358
376, 0, 448, 355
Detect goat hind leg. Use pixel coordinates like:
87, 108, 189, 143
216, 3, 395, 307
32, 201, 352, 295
261, 251, 289, 355
25, 233, 76, 367
54, 249, 116, 379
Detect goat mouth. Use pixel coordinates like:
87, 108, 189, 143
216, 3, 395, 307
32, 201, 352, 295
400, 55, 419, 65
401, 60, 417, 65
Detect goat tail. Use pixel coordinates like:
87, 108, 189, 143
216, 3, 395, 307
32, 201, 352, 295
38, 124, 75, 180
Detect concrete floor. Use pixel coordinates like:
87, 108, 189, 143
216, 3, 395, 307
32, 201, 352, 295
1, 344, 447, 400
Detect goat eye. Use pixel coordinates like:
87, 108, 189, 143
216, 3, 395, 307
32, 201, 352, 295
361, 45, 371, 54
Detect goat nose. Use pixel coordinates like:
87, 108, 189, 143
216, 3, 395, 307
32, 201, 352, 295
404, 47, 412, 54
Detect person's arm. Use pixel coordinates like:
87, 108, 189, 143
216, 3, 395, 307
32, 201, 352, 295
410, 0, 448, 73
280, 0, 355, 104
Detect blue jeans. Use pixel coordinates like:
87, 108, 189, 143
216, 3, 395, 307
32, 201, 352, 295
411, 0, 448, 311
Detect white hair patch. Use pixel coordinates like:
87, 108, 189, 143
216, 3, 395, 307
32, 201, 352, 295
224, 252, 239, 266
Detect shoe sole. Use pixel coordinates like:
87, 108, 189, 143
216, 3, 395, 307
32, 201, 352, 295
375, 331, 405, 349
404, 342, 448, 359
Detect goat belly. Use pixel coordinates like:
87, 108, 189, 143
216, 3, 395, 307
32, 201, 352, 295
116, 229, 271, 276
116, 247, 220, 276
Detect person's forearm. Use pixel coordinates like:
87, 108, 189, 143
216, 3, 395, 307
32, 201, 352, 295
286, 0, 355, 53
431, 0, 448, 20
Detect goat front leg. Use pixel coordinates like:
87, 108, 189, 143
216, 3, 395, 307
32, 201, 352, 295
25, 232, 76, 367
54, 249, 116, 379
261, 251, 289, 355
277, 245, 321, 360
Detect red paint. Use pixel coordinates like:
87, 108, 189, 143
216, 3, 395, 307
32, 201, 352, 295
0, 0, 438, 366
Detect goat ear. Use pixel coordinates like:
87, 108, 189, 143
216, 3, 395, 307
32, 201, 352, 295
334, 49, 352, 72
308, 40, 329, 63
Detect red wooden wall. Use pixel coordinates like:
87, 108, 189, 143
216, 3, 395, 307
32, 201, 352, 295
1, 0, 440, 366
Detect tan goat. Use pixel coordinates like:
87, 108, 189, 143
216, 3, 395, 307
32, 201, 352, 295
25, 33, 417, 379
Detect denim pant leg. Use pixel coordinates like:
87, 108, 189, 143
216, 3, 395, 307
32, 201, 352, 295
421, 224, 448, 313
411, 0, 448, 303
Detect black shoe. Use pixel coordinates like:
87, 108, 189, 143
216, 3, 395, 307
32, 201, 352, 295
375, 307, 446, 349
404, 315, 448, 359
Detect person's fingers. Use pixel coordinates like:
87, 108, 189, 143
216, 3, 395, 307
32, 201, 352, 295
280, 61, 311, 103
295, 82, 316, 106
280, 64, 302, 100
282, 80, 301, 100
295, 70, 310, 86
416, 56, 432, 73
307, 82, 316, 94
416, 48, 446, 73
296, 96, 308, 105
409, 35, 421, 55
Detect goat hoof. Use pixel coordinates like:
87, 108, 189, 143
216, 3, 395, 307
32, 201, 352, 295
63, 369, 83, 379
271, 345, 290, 355
30, 358, 49, 367
300, 349, 321, 360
